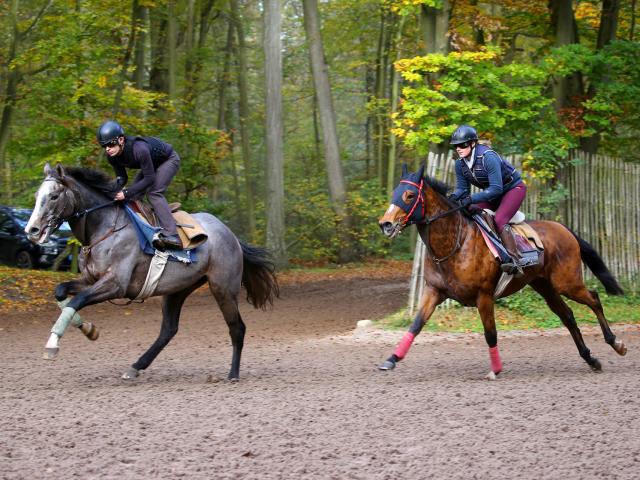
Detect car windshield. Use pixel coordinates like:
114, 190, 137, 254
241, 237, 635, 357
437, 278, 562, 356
9, 208, 70, 232
11, 209, 33, 228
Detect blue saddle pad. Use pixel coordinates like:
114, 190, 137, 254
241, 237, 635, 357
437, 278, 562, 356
124, 205, 196, 264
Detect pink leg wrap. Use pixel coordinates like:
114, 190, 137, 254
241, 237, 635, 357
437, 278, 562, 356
394, 332, 416, 360
489, 345, 503, 374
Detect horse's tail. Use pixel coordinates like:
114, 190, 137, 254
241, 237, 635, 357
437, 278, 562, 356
569, 230, 624, 295
240, 241, 280, 309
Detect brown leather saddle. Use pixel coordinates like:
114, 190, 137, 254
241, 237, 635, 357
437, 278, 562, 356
129, 200, 208, 250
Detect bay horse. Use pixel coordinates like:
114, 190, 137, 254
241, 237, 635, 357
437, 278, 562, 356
25, 164, 279, 381
378, 163, 627, 378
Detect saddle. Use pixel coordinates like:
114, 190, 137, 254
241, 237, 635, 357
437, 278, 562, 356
475, 209, 543, 268
129, 200, 208, 250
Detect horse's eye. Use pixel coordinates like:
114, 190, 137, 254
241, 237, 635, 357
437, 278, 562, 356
402, 191, 415, 204
50, 194, 59, 200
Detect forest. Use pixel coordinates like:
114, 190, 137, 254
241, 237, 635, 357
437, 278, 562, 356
1, 0, 638, 266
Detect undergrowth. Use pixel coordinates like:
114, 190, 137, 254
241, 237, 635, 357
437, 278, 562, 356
379, 282, 640, 333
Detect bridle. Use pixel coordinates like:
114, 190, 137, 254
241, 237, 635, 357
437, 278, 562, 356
41, 177, 125, 247
399, 178, 466, 264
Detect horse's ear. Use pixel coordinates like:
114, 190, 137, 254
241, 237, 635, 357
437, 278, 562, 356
44, 163, 53, 176
55, 164, 66, 179
417, 162, 425, 179
401, 163, 408, 177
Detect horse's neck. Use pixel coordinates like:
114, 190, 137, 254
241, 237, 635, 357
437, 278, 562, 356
418, 192, 473, 252
69, 183, 119, 244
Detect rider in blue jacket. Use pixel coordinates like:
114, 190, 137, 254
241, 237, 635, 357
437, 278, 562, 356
448, 125, 526, 276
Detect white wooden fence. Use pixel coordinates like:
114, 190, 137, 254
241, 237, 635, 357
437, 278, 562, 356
407, 151, 640, 314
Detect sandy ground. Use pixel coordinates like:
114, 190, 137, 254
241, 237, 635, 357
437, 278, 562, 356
1, 275, 639, 479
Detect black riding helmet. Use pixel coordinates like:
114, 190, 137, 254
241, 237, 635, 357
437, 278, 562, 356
97, 120, 125, 146
450, 125, 479, 145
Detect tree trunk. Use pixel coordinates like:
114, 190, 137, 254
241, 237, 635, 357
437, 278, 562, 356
631, 0, 637, 40
387, 14, 405, 197
263, 0, 287, 266
581, 0, 620, 153
232, 0, 256, 241
149, 5, 169, 95
168, 0, 177, 100
0, 0, 20, 204
419, 1, 451, 55
549, 0, 582, 112
596, 0, 620, 49
133, 2, 147, 89
419, 1, 451, 154
216, 14, 234, 131
1, 0, 53, 201
303, 0, 353, 262
374, 8, 391, 188
113, 1, 138, 115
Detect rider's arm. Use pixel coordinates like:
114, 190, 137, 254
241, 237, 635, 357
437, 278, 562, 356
450, 160, 470, 200
124, 142, 156, 199
470, 152, 503, 203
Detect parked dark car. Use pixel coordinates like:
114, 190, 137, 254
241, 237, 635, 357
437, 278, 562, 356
0, 206, 73, 269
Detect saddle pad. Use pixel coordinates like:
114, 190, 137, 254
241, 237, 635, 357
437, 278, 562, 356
173, 210, 208, 250
512, 223, 544, 250
124, 206, 194, 264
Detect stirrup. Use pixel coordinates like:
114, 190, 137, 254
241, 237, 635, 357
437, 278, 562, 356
501, 261, 524, 278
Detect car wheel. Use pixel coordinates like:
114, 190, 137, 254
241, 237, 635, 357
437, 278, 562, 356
15, 250, 35, 269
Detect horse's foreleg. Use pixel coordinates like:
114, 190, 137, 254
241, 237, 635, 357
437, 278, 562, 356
530, 279, 602, 371
379, 288, 443, 371
44, 278, 123, 360
477, 293, 502, 378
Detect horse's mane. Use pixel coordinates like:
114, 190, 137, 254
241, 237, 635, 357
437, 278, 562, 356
64, 166, 118, 195
423, 175, 452, 198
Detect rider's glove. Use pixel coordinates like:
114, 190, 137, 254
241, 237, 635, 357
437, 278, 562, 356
458, 195, 472, 208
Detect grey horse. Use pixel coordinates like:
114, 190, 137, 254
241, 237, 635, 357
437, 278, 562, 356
25, 163, 279, 380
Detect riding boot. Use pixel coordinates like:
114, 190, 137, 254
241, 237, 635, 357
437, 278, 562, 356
152, 232, 183, 251
161, 233, 183, 250
499, 225, 524, 277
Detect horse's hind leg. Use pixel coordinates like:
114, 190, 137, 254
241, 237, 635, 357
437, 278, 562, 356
124, 279, 206, 379
210, 287, 245, 381
530, 279, 602, 371
562, 287, 627, 356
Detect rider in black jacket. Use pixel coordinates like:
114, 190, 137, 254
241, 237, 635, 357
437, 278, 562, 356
97, 120, 182, 250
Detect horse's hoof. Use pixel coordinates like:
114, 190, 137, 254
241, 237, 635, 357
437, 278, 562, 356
590, 358, 603, 372
227, 377, 239, 383
613, 339, 627, 356
43, 347, 59, 360
80, 322, 99, 341
378, 360, 396, 371
485, 371, 498, 381
122, 367, 140, 380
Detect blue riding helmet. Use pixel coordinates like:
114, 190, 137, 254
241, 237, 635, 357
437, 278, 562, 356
391, 163, 426, 225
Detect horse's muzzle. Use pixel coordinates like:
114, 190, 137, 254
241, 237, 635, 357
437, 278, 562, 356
379, 221, 401, 238
25, 226, 48, 244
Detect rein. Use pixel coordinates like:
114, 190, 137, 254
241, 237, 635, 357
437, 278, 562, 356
70, 200, 119, 219
400, 178, 466, 263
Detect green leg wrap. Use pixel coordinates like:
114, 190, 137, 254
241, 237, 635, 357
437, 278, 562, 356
52, 306, 81, 337
57, 298, 83, 328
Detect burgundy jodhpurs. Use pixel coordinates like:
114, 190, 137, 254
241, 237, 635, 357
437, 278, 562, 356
473, 182, 527, 232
